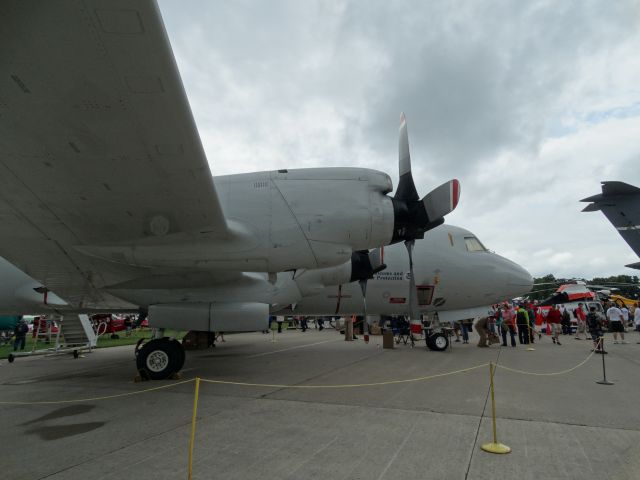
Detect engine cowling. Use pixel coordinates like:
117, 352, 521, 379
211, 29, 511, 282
270, 168, 395, 268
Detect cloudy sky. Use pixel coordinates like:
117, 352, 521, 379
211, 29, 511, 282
157, 0, 640, 280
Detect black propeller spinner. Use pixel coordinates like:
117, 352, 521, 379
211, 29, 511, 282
392, 113, 460, 322
349, 113, 460, 331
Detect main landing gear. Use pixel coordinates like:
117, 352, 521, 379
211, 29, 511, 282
135, 337, 185, 380
426, 332, 449, 351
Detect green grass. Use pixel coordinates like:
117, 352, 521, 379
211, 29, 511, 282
0, 328, 186, 359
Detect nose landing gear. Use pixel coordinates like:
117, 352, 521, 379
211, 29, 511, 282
425, 332, 449, 351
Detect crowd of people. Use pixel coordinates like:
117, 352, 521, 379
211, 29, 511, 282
468, 300, 640, 353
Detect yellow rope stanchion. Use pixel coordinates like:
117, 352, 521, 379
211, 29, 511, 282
595, 337, 614, 385
481, 362, 511, 454
188, 377, 201, 480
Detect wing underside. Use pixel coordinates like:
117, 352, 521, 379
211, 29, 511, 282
0, 0, 226, 307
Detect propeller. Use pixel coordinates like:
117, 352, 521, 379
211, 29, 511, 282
392, 113, 461, 321
350, 248, 386, 340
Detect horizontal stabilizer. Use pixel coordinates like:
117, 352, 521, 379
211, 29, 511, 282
625, 262, 640, 270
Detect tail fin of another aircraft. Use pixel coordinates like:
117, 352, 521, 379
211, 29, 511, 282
581, 181, 640, 269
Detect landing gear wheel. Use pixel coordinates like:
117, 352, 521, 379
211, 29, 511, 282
427, 333, 449, 351
134, 338, 146, 356
167, 338, 185, 373
136, 338, 179, 380
8, 353, 15, 363
73, 349, 79, 359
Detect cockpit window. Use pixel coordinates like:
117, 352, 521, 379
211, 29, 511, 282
464, 236, 487, 252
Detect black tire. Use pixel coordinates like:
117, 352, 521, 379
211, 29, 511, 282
427, 333, 449, 351
73, 349, 79, 359
136, 338, 179, 380
167, 338, 185, 373
134, 338, 146, 356
110, 333, 120, 340
8, 353, 15, 363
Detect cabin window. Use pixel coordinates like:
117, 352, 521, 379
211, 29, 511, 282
464, 236, 487, 252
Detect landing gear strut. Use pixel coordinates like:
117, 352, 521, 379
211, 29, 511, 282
135, 337, 185, 380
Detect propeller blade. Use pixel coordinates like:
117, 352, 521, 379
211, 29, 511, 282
405, 239, 419, 321
421, 179, 460, 222
395, 112, 419, 202
368, 248, 386, 275
350, 249, 386, 282
390, 114, 460, 244
359, 278, 369, 338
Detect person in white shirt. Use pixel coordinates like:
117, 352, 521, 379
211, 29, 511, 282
634, 303, 640, 344
606, 304, 627, 344
621, 306, 630, 326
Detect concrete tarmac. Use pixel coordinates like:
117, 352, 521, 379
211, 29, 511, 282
2, 328, 639, 480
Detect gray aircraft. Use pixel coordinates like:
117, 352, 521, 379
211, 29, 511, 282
0, 0, 530, 379
582, 181, 640, 270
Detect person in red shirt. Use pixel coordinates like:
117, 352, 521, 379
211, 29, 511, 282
574, 303, 588, 340
547, 305, 563, 345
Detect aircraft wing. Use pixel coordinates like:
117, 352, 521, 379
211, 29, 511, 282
0, 1, 227, 307
581, 181, 640, 268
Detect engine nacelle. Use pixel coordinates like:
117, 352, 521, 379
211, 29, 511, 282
271, 168, 394, 252
291, 248, 385, 297
148, 302, 269, 332
293, 262, 352, 297
218, 168, 396, 271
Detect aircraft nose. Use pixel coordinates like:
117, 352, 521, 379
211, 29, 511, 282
507, 263, 534, 292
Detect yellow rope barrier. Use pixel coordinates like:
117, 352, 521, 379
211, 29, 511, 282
199, 363, 489, 389
0, 347, 600, 405
495, 348, 597, 376
0, 378, 195, 405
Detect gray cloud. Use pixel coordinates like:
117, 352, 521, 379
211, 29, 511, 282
346, 0, 639, 175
